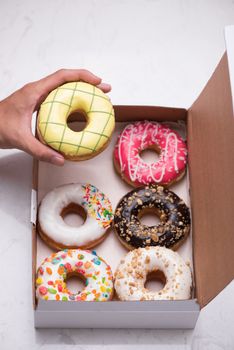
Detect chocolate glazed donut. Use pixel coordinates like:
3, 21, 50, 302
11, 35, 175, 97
113, 185, 190, 250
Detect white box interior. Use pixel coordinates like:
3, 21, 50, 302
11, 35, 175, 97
36, 121, 194, 297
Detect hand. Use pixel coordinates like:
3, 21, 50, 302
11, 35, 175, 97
0, 69, 111, 166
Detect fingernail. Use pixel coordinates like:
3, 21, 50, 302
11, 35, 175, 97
100, 83, 111, 91
51, 156, 64, 166
103, 82, 111, 87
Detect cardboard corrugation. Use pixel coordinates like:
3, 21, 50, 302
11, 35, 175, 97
188, 53, 234, 307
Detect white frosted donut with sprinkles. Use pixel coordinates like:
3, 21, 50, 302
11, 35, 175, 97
114, 247, 192, 301
114, 121, 187, 187
36, 249, 113, 302
38, 183, 113, 250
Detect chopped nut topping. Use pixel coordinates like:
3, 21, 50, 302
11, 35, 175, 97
137, 199, 143, 205
151, 233, 158, 242
135, 271, 144, 279
129, 282, 136, 287
157, 186, 164, 193
114, 181, 190, 251
145, 256, 150, 264
143, 231, 149, 237
116, 271, 124, 279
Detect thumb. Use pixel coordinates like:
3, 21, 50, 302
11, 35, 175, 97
21, 134, 65, 165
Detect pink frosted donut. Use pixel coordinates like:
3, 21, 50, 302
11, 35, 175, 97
114, 121, 187, 187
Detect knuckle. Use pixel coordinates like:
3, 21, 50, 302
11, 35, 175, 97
37, 150, 47, 161
31, 145, 48, 161
56, 68, 67, 78
33, 143, 50, 161
79, 68, 89, 75
21, 82, 39, 100
22, 82, 34, 92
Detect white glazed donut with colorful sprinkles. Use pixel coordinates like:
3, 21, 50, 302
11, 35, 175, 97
38, 183, 113, 250
114, 247, 192, 301
114, 121, 187, 187
36, 249, 113, 301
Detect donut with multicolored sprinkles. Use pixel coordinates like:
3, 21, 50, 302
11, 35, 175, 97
113, 185, 190, 250
38, 183, 113, 250
36, 249, 113, 302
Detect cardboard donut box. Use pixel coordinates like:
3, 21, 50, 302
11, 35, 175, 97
31, 27, 234, 328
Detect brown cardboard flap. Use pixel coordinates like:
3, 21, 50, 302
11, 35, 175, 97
188, 53, 234, 308
114, 105, 187, 122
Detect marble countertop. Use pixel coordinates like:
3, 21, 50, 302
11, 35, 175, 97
0, 1, 234, 349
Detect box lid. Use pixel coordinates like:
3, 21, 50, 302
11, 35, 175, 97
225, 26, 234, 115
188, 51, 234, 308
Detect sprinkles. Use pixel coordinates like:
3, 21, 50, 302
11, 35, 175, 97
38, 183, 114, 250
81, 184, 113, 228
36, 249, 114, 302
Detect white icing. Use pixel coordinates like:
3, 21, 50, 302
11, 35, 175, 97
164, 132, 179, 172
36, 249, 113, 301
114, 247, 192, 301
38, 183, 113, 247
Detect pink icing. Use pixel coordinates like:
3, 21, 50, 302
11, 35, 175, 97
114, 121, 187, 186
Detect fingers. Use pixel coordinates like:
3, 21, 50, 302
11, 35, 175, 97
32, 69, 112, 111
21, 134, 65, 166
35, 69, 102, 97
97, 82, 112, 93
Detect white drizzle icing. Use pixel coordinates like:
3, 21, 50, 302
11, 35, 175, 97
114, 121, 187, 186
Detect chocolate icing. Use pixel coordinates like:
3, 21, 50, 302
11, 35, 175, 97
114, 185, 190, 249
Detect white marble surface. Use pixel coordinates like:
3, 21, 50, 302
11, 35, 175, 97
0, 0, 234, 349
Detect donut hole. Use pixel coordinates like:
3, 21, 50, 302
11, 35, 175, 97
140, 146, 160, 164
67, 110, 87, 132
138, 207, 162, 226
65, 272, 86, 294
144, 270, 166, 292
61, 203, 87, 227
